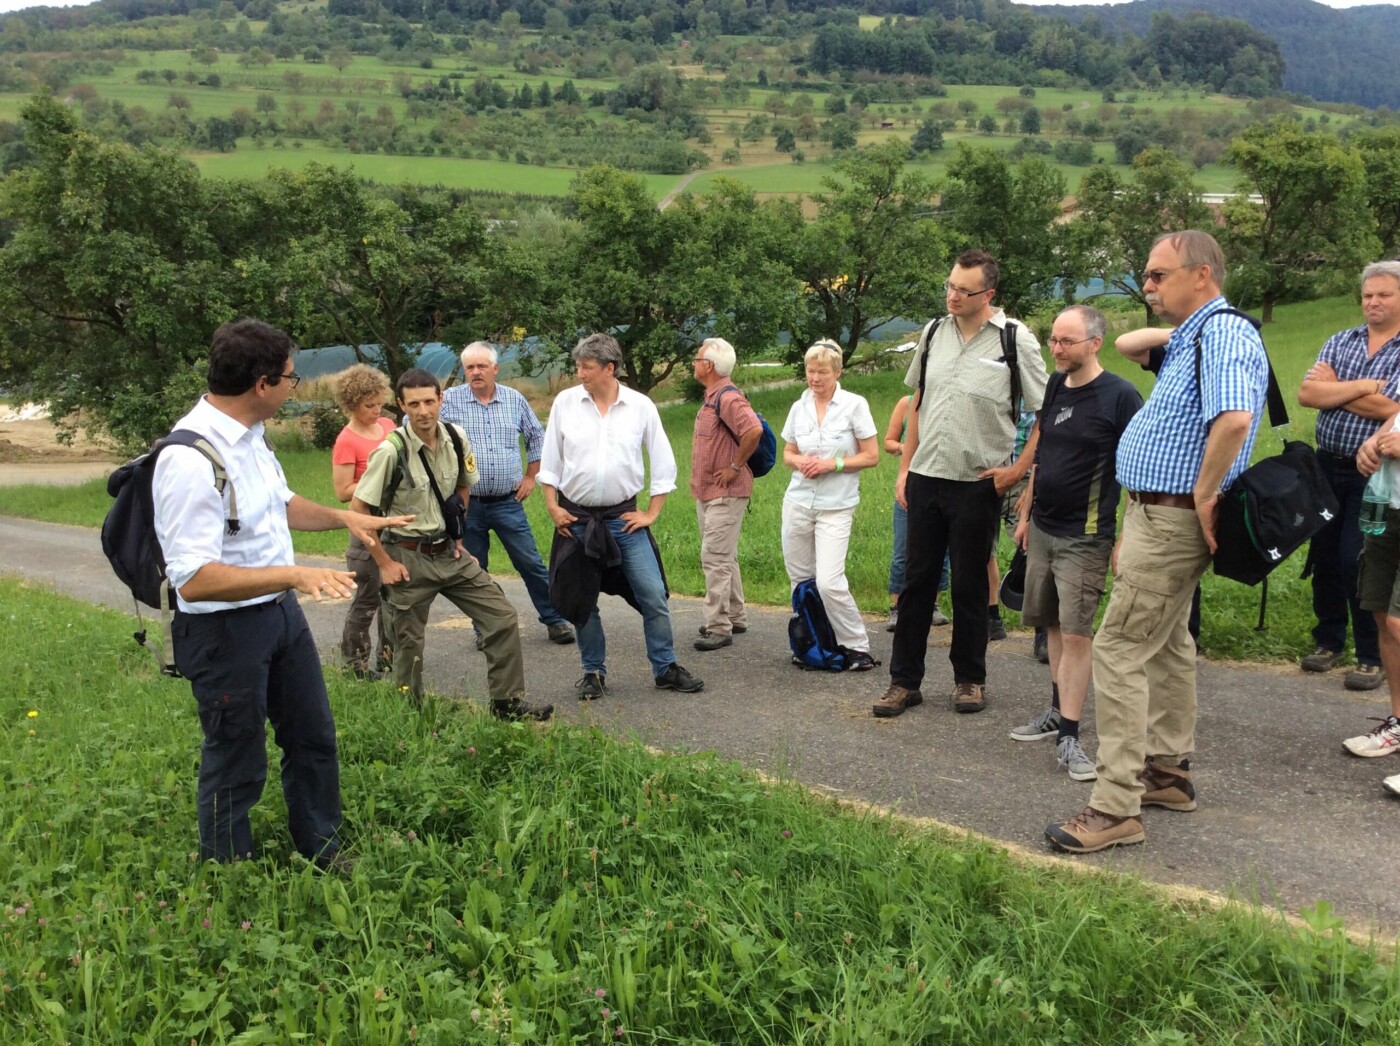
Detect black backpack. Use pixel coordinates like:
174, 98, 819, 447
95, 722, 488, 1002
375, 422, 468, 516
788, 578, 849, 671
915, 316, 1022, 420
102, 429, 237, 675
1194, 308, 1340, 587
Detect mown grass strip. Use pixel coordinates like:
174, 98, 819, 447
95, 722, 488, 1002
0, 578, 1395, 1043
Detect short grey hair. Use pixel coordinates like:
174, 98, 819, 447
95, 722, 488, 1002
1361, 261, 1400, 291
1152, 230, 1226, 289
804, 339, 843, 372
572, 332, 622, 371
1058, 304, 1106, 342
460, 340, 498, 366
698, 337, 736, 377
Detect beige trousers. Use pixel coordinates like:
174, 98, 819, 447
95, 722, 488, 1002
696, 496, 749, 635
1089, 500, 1211, 817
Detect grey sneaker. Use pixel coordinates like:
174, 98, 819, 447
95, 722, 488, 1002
1056, 736, 1097, 781
547, 623, 576, 645
1344, 663, 1385, 691
1300, 646, 1343, 672
931, 607, 950, 627
1010, 706, 1061, 742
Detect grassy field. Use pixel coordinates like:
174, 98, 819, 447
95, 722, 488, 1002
0, 293, 1364, 665
1, 577, 1397, 1042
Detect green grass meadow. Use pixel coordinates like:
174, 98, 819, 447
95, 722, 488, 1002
1, 577, 1397, 1042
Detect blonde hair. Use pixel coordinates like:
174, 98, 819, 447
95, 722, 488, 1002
334, 364, 391, 414
804, 339, 843, 372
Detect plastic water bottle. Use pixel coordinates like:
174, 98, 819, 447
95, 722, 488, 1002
1361, 469, 1390, 536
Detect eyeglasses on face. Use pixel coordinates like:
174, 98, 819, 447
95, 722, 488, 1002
944, 279, 995, 298
269, 370, 302, 389
1046, 336, 1095, 349
1142, 266, 1184, 285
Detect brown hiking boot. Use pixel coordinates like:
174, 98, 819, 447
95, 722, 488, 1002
873, 684, 922, 719
1045, 806, 1145, 853
951, 681, 986, 714
1138, 759, 1197, 811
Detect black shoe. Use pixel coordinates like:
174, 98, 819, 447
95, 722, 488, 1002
547, 623, 576, 645
576, 672, 606, 701
1033, 628, 1049, 664
655, 663, 704, 692
988, 616, 1008, 642
845, 650, 880, 671
491, 697, 554, 721
694, 629, 733, 651
699, 624, 747, 635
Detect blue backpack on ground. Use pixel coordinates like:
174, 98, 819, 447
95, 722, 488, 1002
789, 578, 849, 671
710, 385, 777, 478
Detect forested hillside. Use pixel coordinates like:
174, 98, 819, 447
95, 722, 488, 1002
1044, 0, 1400, 109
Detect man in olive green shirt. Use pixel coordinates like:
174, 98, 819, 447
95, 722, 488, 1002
351, 368, 551, 721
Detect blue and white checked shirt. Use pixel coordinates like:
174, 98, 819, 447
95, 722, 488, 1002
1312, 324, 1400, 456
1116, 297, 1268, 495
440, 382, 545, 497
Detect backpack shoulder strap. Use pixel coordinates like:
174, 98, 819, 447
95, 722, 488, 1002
1001, 320, 1022, 423
709, 384, 743, 444
377, 428, 411, 516
164, 429, 238, 534
1191, 307, 1287, 427
914, 317, 944, 407
443, 422, 467, 484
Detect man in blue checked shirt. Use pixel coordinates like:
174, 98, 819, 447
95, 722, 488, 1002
1295, 262, 1400, 692
1046, 230, 1268, 855
441, 342, 575, 649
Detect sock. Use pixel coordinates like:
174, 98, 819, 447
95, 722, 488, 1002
988, 604, 1002, 622
1050, 682, 1061, 712
1057, 715, 1079, 741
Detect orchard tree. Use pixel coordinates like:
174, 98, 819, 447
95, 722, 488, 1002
791, 140, 947, 364
1070, 147, 1211, 321
1353, 127, 1400, 255
1222, 121, 1378, 322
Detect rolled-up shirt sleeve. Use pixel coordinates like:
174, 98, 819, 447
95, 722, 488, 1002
643, 403, 678, 496
153, 446, 228, 594
537, 409, 564, 488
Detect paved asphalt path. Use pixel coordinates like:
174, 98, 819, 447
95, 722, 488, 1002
5, 515, 1399, 936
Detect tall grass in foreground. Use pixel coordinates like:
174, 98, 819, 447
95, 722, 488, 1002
0, 579, 1396, 1043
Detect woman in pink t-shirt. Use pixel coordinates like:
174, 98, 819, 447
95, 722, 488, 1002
331, 364, 396, 678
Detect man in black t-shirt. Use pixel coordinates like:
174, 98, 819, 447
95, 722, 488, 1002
1010, 305, 1143, 783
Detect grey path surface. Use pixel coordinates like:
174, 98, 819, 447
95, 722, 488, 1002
5, 515, 1400, 936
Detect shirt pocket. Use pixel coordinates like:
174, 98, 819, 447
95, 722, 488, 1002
957, 356, 1013, 404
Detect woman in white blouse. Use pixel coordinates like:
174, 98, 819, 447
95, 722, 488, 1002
780, 340, 882, 670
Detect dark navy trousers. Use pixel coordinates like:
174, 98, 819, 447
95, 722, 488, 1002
172, 594, 341, 863
1311, 450, 1379, 666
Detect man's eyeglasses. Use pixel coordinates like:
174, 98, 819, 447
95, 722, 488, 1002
269, 371, 302, 389
944, 280, 995, 298
1046, 336, 1096, 349
1142, 266, 1183, 285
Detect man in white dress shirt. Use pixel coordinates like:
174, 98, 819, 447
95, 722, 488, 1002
538, 333, 704, 700
154, 318, 411, 867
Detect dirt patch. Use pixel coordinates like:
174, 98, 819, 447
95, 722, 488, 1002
0, 417, 117, 464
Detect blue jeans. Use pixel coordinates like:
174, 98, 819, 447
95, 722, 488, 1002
464, 496, 568, 628
889, 499, 949, 596
568, 517, 676, 678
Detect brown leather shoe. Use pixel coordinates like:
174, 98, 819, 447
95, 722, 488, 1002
1138, 759, 1197, 811
1045, 806, 1145, 853
873, 684, 923, 718
951, 681, 986, 714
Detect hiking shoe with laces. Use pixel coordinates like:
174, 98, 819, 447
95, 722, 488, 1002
1045, 806, 1144, 854
1343, 715, 1400, 757
952, 681, 986, 713
491, 697, 554, 722
694, 629, 733, 651
873, 684, 922, 718
698, 624, 746, 635
575, 672, 606, 701
1344, 663, 1386, 691
547, 623, 576, 645
1057, 736, 1097, 782
987, 616, 1008, 642
1300, 646, 1343, 672
1033, 628, 1049, 664
655, 663, 704, 693
1138, 759, 1196, 811
1010, 706, 1060, 742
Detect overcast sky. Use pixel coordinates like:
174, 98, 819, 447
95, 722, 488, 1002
0, 0, 1387, 13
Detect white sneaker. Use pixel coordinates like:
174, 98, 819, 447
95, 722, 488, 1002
1057, 736, 1098, 781
1384, 773, 1400, 797
1010, 706, 1060, 742
1342, 715, 1400, 758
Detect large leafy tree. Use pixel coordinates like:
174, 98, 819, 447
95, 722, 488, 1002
1070, 147, 1212, 322
790, 140, 946, 365
1222, 121, 1379, 323
0, 97, 253, 451
515, 166, 799, 393
939, 143, 1070, 318
1352, 127, 1400, 255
